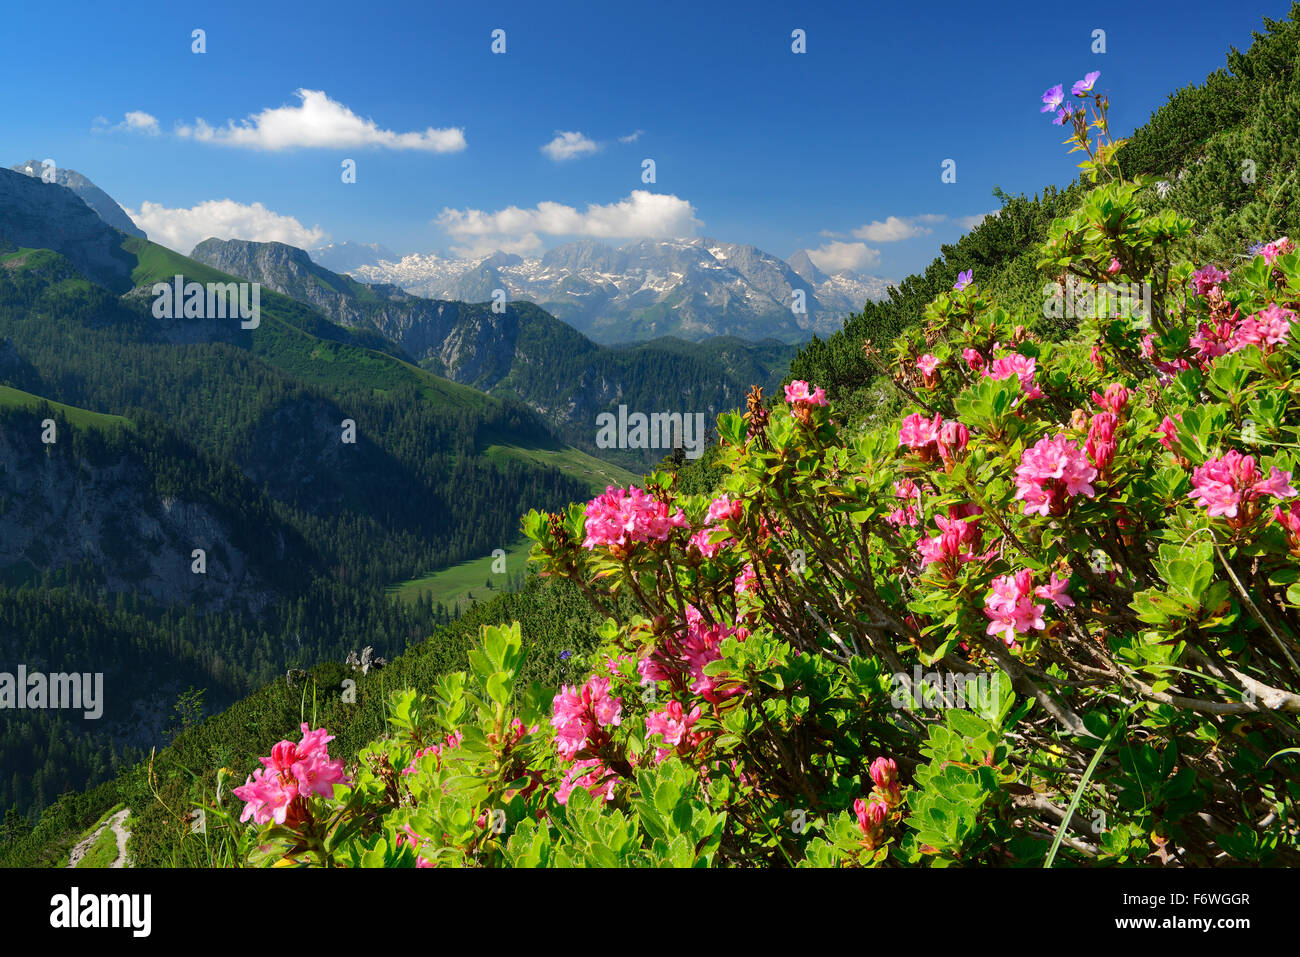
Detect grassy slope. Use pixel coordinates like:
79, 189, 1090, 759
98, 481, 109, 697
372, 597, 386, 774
482, 439, 638, 493
387, 536, 536, 612
389, 441, 638, 612
0, 384, 132, 431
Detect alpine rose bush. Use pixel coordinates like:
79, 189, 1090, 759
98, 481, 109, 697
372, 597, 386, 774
215, 77, 1300, 869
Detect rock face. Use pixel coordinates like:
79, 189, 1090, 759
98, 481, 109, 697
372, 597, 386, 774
0, 422, 277, 615
326, 237, 896, 345
0, 168, 135, 292
9, 160, 146, 239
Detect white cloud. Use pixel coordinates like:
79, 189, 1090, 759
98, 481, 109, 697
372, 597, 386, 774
123, 199, 328, 255
957, 210, 999, 230
175, 89, 466, 152
618, 130, 645, 143
438, 190, 701, 256
805, 241, 881, 273
851, 214, 945, 243
541, 131, 599, 161
92, 111, 160, 135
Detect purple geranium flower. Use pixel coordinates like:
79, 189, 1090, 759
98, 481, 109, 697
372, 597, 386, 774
1072, 71, 1101, 96
954, 269, 973, 291
1054, 107, 1073, 126
1041, 84, 1065, 113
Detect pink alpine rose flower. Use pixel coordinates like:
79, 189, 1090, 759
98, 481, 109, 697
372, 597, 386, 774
984, 352, 1042, 400
1014, 434, 1098, 516
645, 700, 702, 749
886, 478, 922, 527
1033, 572, 1074, 609
583, 486, 688, 550
854, 797, 888, 837
984, 570, 1047, 646
1156, 414, 1183, 452
556, 758, 617, 805
1187, 450, 1297, 519
1190, 264, 1230, 297
1091, 383, 1130, 415
784, 380, 828, 408
233, 723, 348, 827
1229, 304, 1294, 354
551, 675, 624, 761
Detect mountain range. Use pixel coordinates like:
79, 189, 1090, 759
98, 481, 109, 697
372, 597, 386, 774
310, 237, 894, 344
190, 237, 797, 463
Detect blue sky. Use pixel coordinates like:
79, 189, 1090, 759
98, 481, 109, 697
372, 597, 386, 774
0, 0, 1291, 276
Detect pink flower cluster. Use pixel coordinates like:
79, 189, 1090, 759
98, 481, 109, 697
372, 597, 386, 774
1141, 334, 1191, 381
917, 354, 941, 387
1086, 412, 1118, 473
1274, 502, 1300, 550
1255, 236, 1294, 264
645, 700, 704, 762
1191, 264, 1230, 297
1190, 304, 1295, 362
898, 413, 969, 464
853, 756, 902, 844
1232, 304, 1294, 353
784, 380, 828, 408
690, 494, 742, 558
886, 478, 923, 527
984, 351, 1042, 400
915, 505, 989, 575
984, 569, 1073, 646
1014, 434, 1098, 516
1083, 384, 1129, 474
1156, 414, 1183, 452
869, 757, 901, 804
1090, 383, 1129, 415
854, 796, 887, 838
639, 605, 748, 703
233, 724, 349, 827
1089, 344, 1105, 372
551, 675, 623, 761
556, 758, 618, 805
1187, 450, 1297, 519
583, 486, 688, 550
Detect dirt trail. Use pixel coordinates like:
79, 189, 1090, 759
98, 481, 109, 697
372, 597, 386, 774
66, 809, 131, 868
